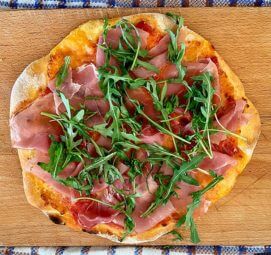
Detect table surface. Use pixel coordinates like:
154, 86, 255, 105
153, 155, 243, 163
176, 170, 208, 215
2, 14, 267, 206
0, 7, 271, 246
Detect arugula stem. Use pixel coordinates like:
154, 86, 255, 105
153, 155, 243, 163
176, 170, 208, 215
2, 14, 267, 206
138, 109, 190, 144
72, 197, 114, 208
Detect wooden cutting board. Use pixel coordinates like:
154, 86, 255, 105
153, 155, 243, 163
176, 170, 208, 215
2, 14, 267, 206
0, 7, 270, 246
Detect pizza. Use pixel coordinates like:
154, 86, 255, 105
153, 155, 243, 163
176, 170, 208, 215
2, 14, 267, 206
9, 13, 261, 244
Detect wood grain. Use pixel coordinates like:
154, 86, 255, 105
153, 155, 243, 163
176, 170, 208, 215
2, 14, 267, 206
0, 7, 271, 246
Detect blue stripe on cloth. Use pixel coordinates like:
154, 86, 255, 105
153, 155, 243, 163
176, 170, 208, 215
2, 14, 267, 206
31, 247, 38, 255
132, 0, 139, 7
216, 245, 222, 255
254, 0, 263, 5
108, 0, 115, 7
6, 247, 14, 255
265, 245, 271, 252
157, 0, 165, 7
181, 0, 189, 7
34, 0, 43, 8
56, 247, 66, 255
82, 0, 89, 8
80, 246, 90, 255
9, 0, 17, 8
134, 246, 139, 255
238, 245, 246, 254
57, 0, 66, 8
187, 245, 193, 255
107, 246, 116, 255
206, 0, 214, 6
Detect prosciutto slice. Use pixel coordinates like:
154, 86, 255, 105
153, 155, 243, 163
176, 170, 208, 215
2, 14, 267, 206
171, 181, 211, 217
139, 125, 174, 150
84, 98, 109, 116
126, 86, 159, 120
10, 93, 61, 152
48, 69, 80, 99
72, 64, 103, 98
132, 52, 179, 80
185, 58, 220, 102
48, 64, 103, 114
96, 26, 149, 67
21, 150, 79, 198
113, 175, 176, 233
96, 36, 119, 67
148, 34, 170, 57
168, 107, 192, 135
71, 188, 120, 230
199, 151, 237, 175
211, 99, 247, 144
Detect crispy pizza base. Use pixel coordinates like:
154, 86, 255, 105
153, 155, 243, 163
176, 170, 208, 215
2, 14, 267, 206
10, 13, 261, 243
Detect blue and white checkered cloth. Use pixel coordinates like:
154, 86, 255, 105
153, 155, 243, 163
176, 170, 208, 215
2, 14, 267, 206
1, 246, 271, 255
0, 0, 271, 9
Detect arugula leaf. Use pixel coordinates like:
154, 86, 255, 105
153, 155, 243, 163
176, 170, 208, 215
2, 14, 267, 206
176, 175, 223, 243
142, 154, 205, 217
170, 230, 183, 241
136, 59, 159, 73
166, 13, 184, 27
56, 56, 71, 88
185, 72, 216, 158
38, 138, 67, 178
166, 13, 186, 80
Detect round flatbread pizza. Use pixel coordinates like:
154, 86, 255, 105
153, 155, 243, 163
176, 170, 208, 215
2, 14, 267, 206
10, 13, 261, 243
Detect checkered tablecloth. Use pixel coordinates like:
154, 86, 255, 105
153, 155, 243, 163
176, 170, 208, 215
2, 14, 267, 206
0, 0, 270, 9
1, 246, 271, 255
1, 1, 271, 254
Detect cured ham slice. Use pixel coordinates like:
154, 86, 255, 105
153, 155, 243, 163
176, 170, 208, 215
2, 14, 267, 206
199, 151, 237, 175
139, 125, 174, 150
72, 64, 103, 98
71, 198, 118, 230
96, 26, 149, 67
163, 83, 187, 97
48, 64, 103, 113
211, 99, 247, 144
168, 107, 192, 135
126, 87, 159, 120
131, 52, 168, 79
48, 69, 81, 100
116, 161, 130, 174
58, 162, 84, 179
21, 150, 79, 198
185, 58, 220, 103
96, 35, 119, 67
148, 34, 170, 57
10, 93, 61, 152
84, 98, 109, 116
113, 175, 176, 233
171, 181, 211, 217
132, 176, 175, 233
216, 99, 247, 131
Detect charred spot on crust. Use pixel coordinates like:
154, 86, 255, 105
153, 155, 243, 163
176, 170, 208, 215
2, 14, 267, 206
40, 193, 49, 206
48, 214, 64, 225
195, 41, 201, 47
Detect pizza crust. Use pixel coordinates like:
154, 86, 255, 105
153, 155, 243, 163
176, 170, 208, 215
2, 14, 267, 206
10, 13, 261, 243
